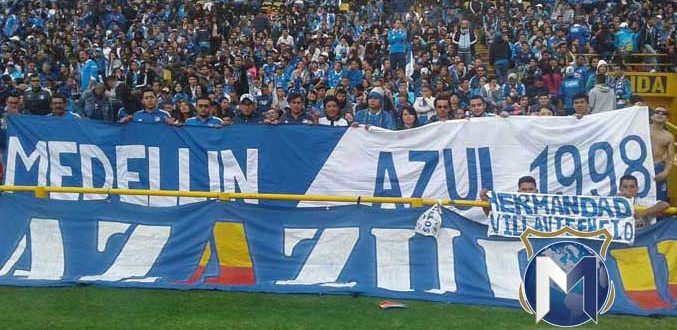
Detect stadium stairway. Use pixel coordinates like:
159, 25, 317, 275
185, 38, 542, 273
474, 31, 495, 78
262, 0, 284, 14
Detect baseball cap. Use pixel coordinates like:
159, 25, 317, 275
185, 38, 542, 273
508, 73, 517, 80
240, 93, 255, 103
368, 87, 384, 102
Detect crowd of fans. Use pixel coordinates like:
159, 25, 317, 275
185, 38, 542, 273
0, 0, 673, 142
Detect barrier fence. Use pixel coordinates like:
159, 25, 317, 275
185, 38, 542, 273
0, 185, 675, 215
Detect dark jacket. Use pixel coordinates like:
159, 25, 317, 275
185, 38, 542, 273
452, 30, 478, 54
489, 39, 511, 64
23, 88, 51, 115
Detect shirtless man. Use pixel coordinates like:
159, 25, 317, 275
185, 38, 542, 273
650, 107, 674, 203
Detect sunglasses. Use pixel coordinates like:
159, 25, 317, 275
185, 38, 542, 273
655, 111, 669, 115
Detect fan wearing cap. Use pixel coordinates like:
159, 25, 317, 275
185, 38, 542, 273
354, 88, 396, 130
185, 96, 223, 128
233, 94, 262, 124
585, 59, 613, 92
558, 66, 584, 115
501, 73, 525, 99
615, 22, 637, 53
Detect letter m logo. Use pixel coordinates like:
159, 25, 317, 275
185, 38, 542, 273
536, 256, 598, 323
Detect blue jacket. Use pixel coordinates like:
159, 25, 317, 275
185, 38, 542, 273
559, 77, 584, 110
568, 25, 590, 47
79, 59, 100, 91
327, 69, 345, 89
615, 28, 637, 52
346, 69, 363, 89
387, 29, 407, 54
354, 109, 396, 130
613, 76, 632, 101
501, 82, 526, 98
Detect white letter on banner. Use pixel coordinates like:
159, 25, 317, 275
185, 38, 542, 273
148, 147, 176, 207
0, 219, 65, 280
80, 144, 114, 201
282, 228, 317, 257
536, 256, 568, 323
371, 229, 415, 292
276, 228, 358, 287
426, 228, 461, 294
80, 223, 170, 282
48, 141, 79, 200
220, 149, 258, 203
116, 145, 147, 206
208, 151, 221, 193
477, 240, 524, 299
179, 148, 205, 205
4, 137, 48, 187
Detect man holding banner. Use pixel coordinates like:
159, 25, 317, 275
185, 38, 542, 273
619, 174, 670, 228
479, 176, 538, 216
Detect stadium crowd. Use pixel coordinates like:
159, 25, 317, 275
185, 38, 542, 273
0, 0, 673, 138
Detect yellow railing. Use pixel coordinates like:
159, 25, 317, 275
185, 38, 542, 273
0, 185, 676, 215
0, 185, 483, 208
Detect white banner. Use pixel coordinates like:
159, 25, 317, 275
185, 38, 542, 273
301, 107, 656, 223
487, 191, 636, 244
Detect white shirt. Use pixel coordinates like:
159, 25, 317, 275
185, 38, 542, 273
319, 116, 349, 127
413, 96, 436, 118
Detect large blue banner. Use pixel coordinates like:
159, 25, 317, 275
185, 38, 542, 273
0, 193, 674, 316
3, 108, 657, 221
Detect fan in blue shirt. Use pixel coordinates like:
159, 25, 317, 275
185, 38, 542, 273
47, 94, 80, 119
121, 90, 173, 124
354, 88, 396, 130
185, 96, 224, 128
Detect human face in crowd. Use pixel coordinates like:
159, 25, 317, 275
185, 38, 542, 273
50, 97, 66, 115
336, 92, 346, 104
290, 97, 304, 115
653, 107, 669, 124
469, 98, 485, 116
368, 95, 381, 111
5, 96, 20, 113
573, 98, 588, 116
619, 178, 639, 198
240, 100, 255, 115
30, 76, 40, 89
94, 84, 106, 96
196, 99, 211, 118
454, 108, 466, 119
402, 108, 416, 127
422, 86, 432, 98
188, 76, 198, 87
142, 91, 158, 111
435, 99, 451, 120
538, 95, 550, 107
325, 100, 340, 119
518, 181, 537, 193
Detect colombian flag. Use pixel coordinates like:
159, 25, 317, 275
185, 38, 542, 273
611, 241, 676, 309
183, 222, 255, 285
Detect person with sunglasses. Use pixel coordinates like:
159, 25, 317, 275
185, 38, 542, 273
650, 107, 674, 204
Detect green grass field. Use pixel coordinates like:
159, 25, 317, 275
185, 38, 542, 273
0, 286, 671, 329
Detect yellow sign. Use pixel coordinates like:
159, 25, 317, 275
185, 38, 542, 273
624, 73, 675, 96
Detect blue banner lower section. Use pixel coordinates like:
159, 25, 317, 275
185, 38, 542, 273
0, 194, 674, 316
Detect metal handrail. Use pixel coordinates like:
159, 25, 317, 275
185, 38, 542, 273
0, 185, 674, 214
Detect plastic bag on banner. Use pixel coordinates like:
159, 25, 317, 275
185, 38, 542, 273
415, 202, 443, 237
